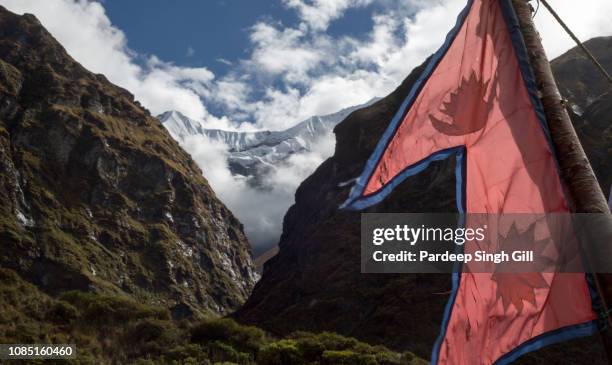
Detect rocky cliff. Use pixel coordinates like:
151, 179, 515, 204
0, 6, 257, 318
236, 37, 612, 362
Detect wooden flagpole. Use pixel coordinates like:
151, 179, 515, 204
511, 0, 612, 360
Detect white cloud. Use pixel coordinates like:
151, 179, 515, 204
186, 45, 195, 57
266, 130, 335, 190
216, 58, 233, 66
248, 22, 325, 83
282, 0, 373, 31
0, 0, 215, 121
180, 131, 335, 253
2, 0, 611, 251
349, 14, 400, 67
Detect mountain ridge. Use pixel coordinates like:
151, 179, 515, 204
0, 5, 257, 318
159, 99, 380, 186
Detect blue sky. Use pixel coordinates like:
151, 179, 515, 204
6, 0, 606, 132
103, 1, 294, 76
104, 0, 374, 83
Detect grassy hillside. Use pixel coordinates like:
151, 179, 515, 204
0, 268, 425, 365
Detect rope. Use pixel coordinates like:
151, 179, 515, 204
537, 0, 612, 84
531, 0, 540, 19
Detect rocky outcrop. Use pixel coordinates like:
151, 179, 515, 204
236, 37, 612, 363
0, 6, 257, 317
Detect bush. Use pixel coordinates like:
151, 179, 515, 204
257, 339, 304, 365
286, 331, 413, 365
322, 350, 377, 365
0, 268, 20, 286
208, 340, 253, 364
46, 300, 79, 324
191, 318, 266, 355
59, 291, 169, 327
163, 344, 211, 365
294, 335, 326, 360
297, 332, 358, 351
122, 318, 180, 359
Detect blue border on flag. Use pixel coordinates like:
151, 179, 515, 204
339, 0, 474, 211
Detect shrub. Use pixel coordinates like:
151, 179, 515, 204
191, 318, 266, 355
59, 291, 168, 327
0, 268, 20, 286
294, 335, 326, 361
46, 300, 79, 324
163, 344, 211, 365
322, 350, 377, 365
257, 339, 304, 365
208, 341, 253, 364
306, 332, 358, 351
122, 318, 180, 359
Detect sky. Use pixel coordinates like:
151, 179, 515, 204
1, 0, 611, 254
102, 1, 373, 80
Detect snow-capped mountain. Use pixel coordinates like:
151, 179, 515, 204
158, 99, 378, 185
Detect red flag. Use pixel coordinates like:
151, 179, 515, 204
341, 0, 598, 363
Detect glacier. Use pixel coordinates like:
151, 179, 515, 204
158, 98, 379, 187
